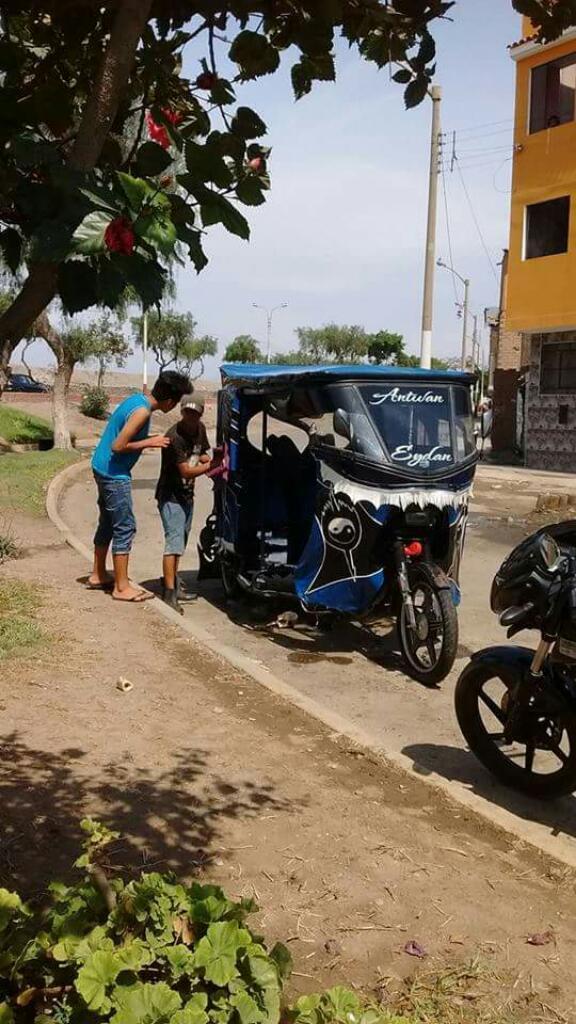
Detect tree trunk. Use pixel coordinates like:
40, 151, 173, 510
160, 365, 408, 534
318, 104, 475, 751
52, 357, 75, 451
97, 360, 105, 388
21, 340, 37, 382
0, 0, 154, 361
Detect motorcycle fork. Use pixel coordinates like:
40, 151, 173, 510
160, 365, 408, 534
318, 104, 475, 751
393, 541, 416, 630
503, 638, 554, 743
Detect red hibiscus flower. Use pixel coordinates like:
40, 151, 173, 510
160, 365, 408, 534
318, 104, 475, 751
146, 111, 170, 149
104, 216, 135, 256
162, 107, 183, 126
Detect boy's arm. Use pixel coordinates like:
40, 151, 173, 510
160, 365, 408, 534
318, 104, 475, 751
111, 408, 171, 453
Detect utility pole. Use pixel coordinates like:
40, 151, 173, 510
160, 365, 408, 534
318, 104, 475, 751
472, 313, 479, 403
460, 277, 470, 371
142, 311, 148, 392
252, 303, 288, 363
420, 85, 442, 370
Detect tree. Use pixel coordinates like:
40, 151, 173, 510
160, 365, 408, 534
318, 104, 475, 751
0, 1, 566, 387
224, 335, 263, 363
88, 315, 132, 387
132, 309, 217, 379
367, 330, 405, 364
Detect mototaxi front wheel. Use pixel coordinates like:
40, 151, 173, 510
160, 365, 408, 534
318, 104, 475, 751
455, 660, 576, 799
398, 564, 458, 686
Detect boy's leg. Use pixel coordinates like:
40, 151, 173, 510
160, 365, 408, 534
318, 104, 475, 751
107, 478, 152, 602
90, 474, 114, 586
159, 501, 185, 613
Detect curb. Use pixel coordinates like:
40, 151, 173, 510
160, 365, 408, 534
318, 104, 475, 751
46, 461, 576, 871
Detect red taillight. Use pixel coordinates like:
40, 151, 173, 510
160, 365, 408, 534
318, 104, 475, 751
404, 541, 423, 557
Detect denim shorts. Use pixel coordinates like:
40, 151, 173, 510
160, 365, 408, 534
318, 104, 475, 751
93, 472, 136, 555
158, 499, 194, 557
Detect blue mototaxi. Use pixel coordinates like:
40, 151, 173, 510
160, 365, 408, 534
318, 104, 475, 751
199, 363, 478, 684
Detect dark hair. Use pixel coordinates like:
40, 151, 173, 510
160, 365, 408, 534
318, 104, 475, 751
151, 371, 192, 403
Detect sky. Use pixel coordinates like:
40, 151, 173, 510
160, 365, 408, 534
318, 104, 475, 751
17, 0, 520, 378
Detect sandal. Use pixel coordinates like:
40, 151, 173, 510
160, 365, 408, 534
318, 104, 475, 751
112, 590, 155, 603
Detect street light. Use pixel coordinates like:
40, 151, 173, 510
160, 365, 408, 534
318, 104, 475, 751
437, 259, 470, 370
252, 303, 288, 363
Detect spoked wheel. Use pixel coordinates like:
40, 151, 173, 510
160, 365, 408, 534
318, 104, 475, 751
220, 558, 242, 600
455, 662, 576, 799
398, 565, 458, 685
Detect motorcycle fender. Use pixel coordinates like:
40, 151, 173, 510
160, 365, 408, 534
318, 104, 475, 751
470, 646, 576, 714
417, 562, 452, 591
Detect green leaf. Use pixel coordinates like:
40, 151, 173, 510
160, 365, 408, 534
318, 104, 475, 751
0, 890, 26, 934
162, 945, 195, 980
110, 982, 182, 1024
58, 259, 98, 314
73, 210, 111, 255
231, 107, 267, 140
134, 141, 173, 177
116, 940, 153, 972
175, 226, 208, 273
117, 172, 153, 212
404, 76, 430, 109
324, 988, 363, 1022
291, 55, 335, 99
392, 68, 412, 84
79, 184, 121, 215
136, 208, 177, 258
290, 994, 321, 1024
230, 991, 264, 1024
0, 228, 22, 273
172, 995, 208, 1024
110, 253, 166, 309
236, 177, 266, 207
29, 220, 73, 262
229, 31, 280, 79
97, 257, 129, 309
197, 190, 249, 240
194, 921, 250, 986
0, 1003, 14, 1024
76, 950, 121, 1011
270, 942, 292, 982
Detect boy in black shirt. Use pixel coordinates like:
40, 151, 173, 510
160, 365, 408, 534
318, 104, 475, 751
156, 394, 212, 612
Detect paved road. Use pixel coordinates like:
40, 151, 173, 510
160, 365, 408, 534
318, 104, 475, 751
62, 454, 576, 862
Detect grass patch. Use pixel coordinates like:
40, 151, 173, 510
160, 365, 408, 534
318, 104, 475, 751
0, 404, 53, 444
0, 578, 46, 660
0, 449, 79, 515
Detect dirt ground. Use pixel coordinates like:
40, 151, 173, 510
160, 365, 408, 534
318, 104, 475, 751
2, 514, 576, 1022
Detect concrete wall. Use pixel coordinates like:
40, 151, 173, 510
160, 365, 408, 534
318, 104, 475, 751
525, 333, 576, 470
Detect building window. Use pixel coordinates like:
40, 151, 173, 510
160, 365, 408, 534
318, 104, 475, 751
540, 340, 576, 393
530, 53, 576, 133
525, 196, 570, 259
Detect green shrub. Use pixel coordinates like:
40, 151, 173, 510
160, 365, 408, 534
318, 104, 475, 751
81, 386, 110, 419
0, 820, 291, 1024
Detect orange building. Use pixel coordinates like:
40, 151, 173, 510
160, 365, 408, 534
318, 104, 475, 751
492, 15, 576, 469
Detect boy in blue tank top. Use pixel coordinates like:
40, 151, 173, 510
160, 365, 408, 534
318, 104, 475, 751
89, 371, 191, 603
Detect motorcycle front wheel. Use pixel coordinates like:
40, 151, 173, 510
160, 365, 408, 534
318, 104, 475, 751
455, 660, 576, 799
397, 563, 458, 686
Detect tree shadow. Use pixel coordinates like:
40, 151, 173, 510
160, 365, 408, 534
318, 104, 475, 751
0, 731, 296, 897
403, 741, 576, 844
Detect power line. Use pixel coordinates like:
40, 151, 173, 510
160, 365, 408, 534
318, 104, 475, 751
454, 156, 500, 287
441, 162, 460, 308
446, 117, 513, 135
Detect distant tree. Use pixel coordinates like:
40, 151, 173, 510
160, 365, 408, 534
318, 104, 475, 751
88, 314, 131, 387
224, 335, 263, 363
396, 352, 451, 369
366, 330, 405, 364
295, 324, 368, 363
132, 309, 217, 380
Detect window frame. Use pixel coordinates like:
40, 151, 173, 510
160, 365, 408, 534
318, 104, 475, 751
524, 195, 571, 261
529, 51, 576, 134
540, 340, 576, 394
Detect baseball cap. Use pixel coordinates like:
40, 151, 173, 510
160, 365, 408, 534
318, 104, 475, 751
181, 394, 205, 414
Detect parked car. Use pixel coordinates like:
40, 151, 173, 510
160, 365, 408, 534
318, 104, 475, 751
6, 373, 50, 393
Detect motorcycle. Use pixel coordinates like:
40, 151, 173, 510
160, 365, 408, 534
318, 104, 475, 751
199, 362, 478, 685
455, 521, 576, 799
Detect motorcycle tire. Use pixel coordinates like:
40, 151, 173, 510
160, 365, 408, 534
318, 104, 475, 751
397, 563, 458, 686
220, 558, 242, 600
455, 660, 576, 799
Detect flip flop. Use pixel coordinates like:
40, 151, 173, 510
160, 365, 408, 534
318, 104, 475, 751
112, 590, 155, 603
